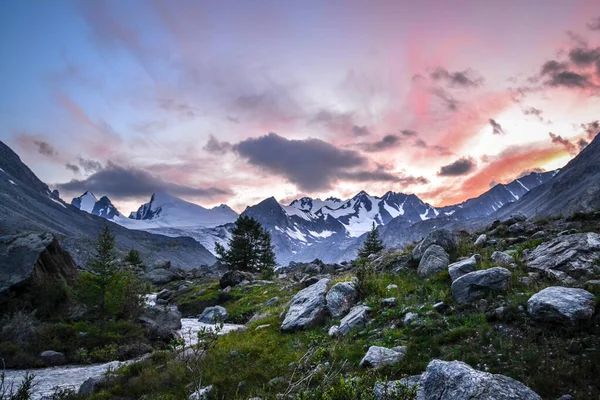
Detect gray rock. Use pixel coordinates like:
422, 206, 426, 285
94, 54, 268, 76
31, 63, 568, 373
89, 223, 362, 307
386, 284, 398, 291
359, 346, 406, 369
382, 297, 397, 307
451, 267, 512, 304
412, 229, 459, 261
417, 245, 449, 278
139, 306, 182, 341
531, 231, 546, 240
143, 268, 178, 284
584, 280, 600, 290
491, 251, 515, 266
40, 350, 66, 366
265, 296, 279, 306
525, 233, 600, 283
300, 275, 320, 288
219, 270, 255, 288
0, 232, 78, 294
527, 286, 596, 325
417, 359, 541, 400
78, 377, 101, 396
403, 312, 419, 326
326, 281, 359, 318
156, 289, 173, 302
448, 256, 478, 281
328, 325, 339, 337
338, 304, 371, 336
248, 312, 271, 324
474, 234, 487, 246
198, 306, 229, 323
189, 385, 213, 400
281, 278, 330, 332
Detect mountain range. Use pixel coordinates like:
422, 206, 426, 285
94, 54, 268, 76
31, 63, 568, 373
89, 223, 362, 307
0, 141, 216, 269
68, 164, 557, 264
2, 132, 598, 267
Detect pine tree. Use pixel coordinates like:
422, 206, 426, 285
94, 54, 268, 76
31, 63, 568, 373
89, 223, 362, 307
215, 216, 276, 274
75, 226, 146, 322
357, 222, 384, 259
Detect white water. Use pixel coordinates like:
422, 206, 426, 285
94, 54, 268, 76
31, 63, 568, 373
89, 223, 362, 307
2, 315, 245, 398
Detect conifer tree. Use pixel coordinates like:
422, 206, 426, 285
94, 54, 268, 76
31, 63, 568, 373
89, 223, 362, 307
215, 216, 276, 274
357, 222, 384, 259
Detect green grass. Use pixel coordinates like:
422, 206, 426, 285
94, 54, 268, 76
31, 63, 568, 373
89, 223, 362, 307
90, 255, 600, 399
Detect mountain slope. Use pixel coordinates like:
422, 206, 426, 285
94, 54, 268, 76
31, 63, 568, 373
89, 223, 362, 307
0, 141, 216, 268
495, 133, 600, 218
439, 171, 556, 219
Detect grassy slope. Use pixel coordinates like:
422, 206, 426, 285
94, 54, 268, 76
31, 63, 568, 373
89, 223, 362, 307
88, 216, 600, 400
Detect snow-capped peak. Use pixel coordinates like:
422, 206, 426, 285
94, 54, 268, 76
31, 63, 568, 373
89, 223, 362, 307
71, 191, 98, 213
125, 192, 238, 228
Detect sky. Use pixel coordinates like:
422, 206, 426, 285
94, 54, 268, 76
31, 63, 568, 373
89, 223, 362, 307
1, 0, 599, 214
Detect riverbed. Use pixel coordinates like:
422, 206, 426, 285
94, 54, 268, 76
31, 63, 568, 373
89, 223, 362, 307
2, 318, 245, 399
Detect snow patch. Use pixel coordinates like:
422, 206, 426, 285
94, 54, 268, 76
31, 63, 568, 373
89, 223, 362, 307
8, 179, 16, 185
49, 197, 67, 208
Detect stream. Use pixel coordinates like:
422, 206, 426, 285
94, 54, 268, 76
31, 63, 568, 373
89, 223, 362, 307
2, 298, 246, 399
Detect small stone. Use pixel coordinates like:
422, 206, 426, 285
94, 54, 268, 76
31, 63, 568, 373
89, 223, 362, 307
403, 312, 419, 325
382, 297, 397, 307
359, 346, 405, 369
474, 234, 487, 246
328, 325, 339, 337
386, 284, 398, 291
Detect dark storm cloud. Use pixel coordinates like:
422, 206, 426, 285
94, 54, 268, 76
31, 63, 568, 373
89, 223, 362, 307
351, 125, 371, 137
568, 47, 600, 66
65, 163, 80, 173
489, 119, 506, 135
203, 135, 233, 154
549, 132, 577, 155
78, 157, 103, 173
56, 162, 232, 199
34, 140, 57, 157
578, 139, 589, 150
232, 133, 365, 191
430, 67, 483, 88
587, 16, 600, 31
540, 60, 567, 75
231, 132, 423, 191
438, 157, 476, 176
547, 70, 590, 88
357, 134, 401, 152
400, 129, 418, 137
341, 170, 429, 185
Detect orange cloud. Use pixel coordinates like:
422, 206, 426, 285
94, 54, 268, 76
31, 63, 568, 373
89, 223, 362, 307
430, 142, 570, 206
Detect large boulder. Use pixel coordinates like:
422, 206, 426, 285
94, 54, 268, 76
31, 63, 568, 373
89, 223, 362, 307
525, 233, 600, 283
139, 305, 182, 341
451, 267, 512, 304
219, 270, 256, 289
326, 281, 359, 318
198, 306, 229, 323
527, 286, 596, 325
40, 350, 67, 366
417, 245, 449, 278
418, 359, 541, 400
448, 256, 478, 282
0, 232, 77, 294
412, 229, 458, 261
359, 346, 406, 369
143, 268, 179, 285
491, 251, 514, 266
281, 278, 330, 332
338, 304, 371, 336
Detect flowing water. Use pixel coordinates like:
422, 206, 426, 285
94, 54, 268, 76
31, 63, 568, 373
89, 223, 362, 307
2, 301, 245, 399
